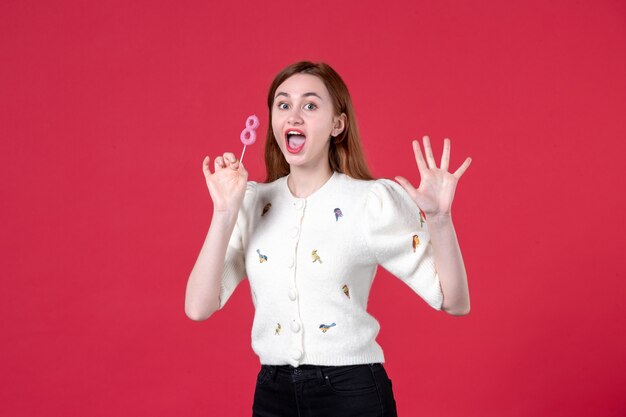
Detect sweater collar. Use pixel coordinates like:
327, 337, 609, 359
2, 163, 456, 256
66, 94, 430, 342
283, 171, 340, 201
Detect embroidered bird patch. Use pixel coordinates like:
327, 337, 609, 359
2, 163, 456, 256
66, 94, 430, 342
419, 209, 426, 228
334, 208, 343, 221
261, 203, 272, 217
412, 235, 420, 252
311, 250, 322, 264
275, 323, 281, 335
342, 284, 350, 299
257, 249, 268, 263
319, 323, 336, 333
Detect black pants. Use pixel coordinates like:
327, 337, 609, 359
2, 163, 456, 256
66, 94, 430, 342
252, 363, 398, 417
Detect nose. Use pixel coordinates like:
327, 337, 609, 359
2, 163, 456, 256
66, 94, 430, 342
287, 108, 303, 125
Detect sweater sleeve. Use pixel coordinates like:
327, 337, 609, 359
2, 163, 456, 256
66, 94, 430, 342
363, 179, 443, 310
218, 182, 257, 310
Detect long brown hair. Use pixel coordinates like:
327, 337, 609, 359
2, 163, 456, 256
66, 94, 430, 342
264, 61, 374, 182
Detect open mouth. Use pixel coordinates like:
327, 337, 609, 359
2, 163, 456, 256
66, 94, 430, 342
285, 130, 306, 154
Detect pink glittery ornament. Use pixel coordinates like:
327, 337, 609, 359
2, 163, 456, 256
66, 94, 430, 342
240, 115, 259, 145
239, 114, 260, 163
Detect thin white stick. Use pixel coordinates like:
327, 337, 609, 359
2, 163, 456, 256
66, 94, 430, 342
240, 145, 247, 163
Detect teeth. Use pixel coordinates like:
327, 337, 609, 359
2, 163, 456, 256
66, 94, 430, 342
287, 131, 304, 136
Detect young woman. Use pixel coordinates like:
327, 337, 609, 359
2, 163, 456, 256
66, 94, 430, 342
185, 61, 471, 417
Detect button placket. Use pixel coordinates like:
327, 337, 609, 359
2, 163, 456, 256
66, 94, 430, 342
291, 349, 303, 361
290, 320, 301, 333
288, 198, 306, 364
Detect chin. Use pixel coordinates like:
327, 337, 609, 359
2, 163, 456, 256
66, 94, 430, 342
279, 151, 303, 166
283, 156, 305, 167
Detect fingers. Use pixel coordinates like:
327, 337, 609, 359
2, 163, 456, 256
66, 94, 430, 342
222, 152, 240, 170
206, 151, 245, 184
214, 156, 225, 171
203, 156, 212, 177
422, 136, 437, 169
441, 138, 450, 172
453, 157, 472, 179
213, 152, 241, 172
412, 140, 427, 175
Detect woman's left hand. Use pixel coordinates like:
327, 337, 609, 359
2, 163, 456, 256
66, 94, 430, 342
395, 136, 471, 218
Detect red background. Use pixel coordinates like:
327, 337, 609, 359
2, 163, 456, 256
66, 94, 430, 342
1, 0, 625, 416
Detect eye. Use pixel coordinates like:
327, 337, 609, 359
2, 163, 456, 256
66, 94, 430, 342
304, 103, 317, 110
277, 102, 289, 110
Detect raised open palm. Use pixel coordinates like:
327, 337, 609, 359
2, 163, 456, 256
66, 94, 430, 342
395, 136, 471, 218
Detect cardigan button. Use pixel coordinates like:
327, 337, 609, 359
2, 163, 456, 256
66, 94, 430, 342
287, 257, 295, 268
288, 289, 297, 301
290, 227, 300, 238
293, 199, 305, 210
290, 321, 301, 332
291, 348, 303, 360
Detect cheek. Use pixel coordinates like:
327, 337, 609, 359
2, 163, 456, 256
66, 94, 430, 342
271, 119, 282, 144
272, 128, 284, 147
313, 125, 334, 143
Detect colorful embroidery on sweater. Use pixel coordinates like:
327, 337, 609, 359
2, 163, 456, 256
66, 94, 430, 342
412, 235, 420, 252
334, 208, 343, 221
342, 284, 350, 299
257, 249, 268, 263
319, 323, 336, 333
311, 250, 322, 264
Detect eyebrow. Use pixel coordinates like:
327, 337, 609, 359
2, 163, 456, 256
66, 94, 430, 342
274, 92, 323, 100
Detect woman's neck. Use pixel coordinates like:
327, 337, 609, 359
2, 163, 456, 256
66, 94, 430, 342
287, 164, 334, 198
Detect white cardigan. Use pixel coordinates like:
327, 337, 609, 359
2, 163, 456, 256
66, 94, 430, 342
219, 171, 443, 367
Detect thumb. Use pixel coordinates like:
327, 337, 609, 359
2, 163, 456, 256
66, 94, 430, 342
394, 176, 416, 194
237, 161, 249, 178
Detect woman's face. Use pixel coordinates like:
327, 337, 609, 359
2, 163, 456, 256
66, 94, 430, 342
271, 73, 345, 170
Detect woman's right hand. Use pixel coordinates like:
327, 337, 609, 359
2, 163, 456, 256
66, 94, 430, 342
202, 152, 248, 215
